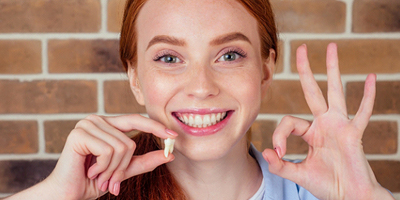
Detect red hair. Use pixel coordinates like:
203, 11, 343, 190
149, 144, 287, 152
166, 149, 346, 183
99, 0, 278, 199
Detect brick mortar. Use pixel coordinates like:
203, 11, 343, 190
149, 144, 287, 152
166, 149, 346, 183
41, 39, 48, 74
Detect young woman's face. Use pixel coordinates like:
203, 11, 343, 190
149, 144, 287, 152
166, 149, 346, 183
130, 0, 274, 161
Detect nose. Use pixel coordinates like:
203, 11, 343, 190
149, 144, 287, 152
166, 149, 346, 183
183, 63, 219, 99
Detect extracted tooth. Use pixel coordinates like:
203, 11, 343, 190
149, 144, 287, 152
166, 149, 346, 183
164, 138, 175, 158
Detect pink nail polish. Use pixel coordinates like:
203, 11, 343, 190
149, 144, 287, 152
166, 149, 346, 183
100, 180, 109, 192
274, 147, 282, 158
113, 182, 120, 196
165, 128, 178, 136
89, 173, 98, 180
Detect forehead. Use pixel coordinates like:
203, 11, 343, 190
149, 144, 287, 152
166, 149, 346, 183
136, 0, 259, 48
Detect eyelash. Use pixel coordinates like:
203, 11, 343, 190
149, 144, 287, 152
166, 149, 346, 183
220, 48, 247, 60
152, 50, 181, 62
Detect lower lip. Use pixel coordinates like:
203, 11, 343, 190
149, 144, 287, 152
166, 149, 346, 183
174, 111, 233, 136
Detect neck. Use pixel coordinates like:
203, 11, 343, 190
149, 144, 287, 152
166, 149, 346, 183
167, 138, 262, 200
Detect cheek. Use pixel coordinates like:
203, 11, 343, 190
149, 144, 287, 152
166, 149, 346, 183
230, 70, 263, 108
140, 73, 177, 119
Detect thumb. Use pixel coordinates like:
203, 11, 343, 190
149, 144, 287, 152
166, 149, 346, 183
124, 150, 174, 180
262, 148, 303, 185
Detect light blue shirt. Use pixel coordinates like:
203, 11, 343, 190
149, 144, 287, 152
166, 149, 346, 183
250, 144, 319, 200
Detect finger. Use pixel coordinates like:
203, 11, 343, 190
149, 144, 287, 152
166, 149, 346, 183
326, 43, 347, 115
104, 114, 178, 139
75, 119, 130, 180
82, 115, 138, 195
124, 150, 174, 179
85, 115, 137, 147
353, 73, 376, 131
67, 128, 113, 181
272, 116, 311, 158
297, 44, 328, 116
106, 140, 136, 196
262, 148, 304, 185
75, 119, 136, 193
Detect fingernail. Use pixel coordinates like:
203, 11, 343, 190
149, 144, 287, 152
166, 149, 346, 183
262, 151, 270, 164
274, 147, 282, 158
165, 128, 178, 136
89, 173, 98, 180
100, 180, 109, 192
113, 182, 120, 196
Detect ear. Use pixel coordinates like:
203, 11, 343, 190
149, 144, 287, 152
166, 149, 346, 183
127, 62, 145, 106
261, 49, 275, 98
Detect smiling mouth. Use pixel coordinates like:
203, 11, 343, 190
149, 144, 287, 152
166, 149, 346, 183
173, 111, 231, 128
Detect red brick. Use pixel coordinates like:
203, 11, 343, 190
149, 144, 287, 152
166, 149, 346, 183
0, 40, 41, 74
0, 0, 101, 33
44, 120, 79, 153
0, 121, 38, 153
260, 80, 327, 114
107, 0, 127, 32
104, 81, 146, 114
48, 40, 124, 73
0, 80, 97, 113
347, 81, 400, 114
250, 120, 277, 152
353, 0, 400, 33
0, 160, 57, 193
363, 121, 397, 154
251, 120, 309, 154
291, 40, 400, 74
271, 0, 346, 33
369, 161, 400, 192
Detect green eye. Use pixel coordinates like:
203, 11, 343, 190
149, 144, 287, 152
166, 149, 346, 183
161, 55, 180, 63
223, 52, 237, 61
218, 51, 243, 62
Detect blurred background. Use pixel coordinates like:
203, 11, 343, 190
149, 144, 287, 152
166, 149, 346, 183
0, 0, 399, 198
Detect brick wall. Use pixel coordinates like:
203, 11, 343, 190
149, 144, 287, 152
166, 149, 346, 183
0, 0, 399, 198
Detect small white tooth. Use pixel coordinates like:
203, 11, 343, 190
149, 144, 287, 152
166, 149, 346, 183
178, 116, 183, 122
189, 115, 194, 126
216, 113, 221, 122
164, 138, 175, 158
211, 113, 216, 125
203, 115, 211, 127
221, 112, 226, 119
194, 115, 202, 127
183, 115, 189, 124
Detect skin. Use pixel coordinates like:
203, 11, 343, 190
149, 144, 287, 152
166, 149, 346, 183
3, 0, 394, 199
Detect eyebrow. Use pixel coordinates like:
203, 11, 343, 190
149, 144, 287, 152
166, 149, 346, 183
209, 32, 251, 46
146, 35, 186, 50
146, 32, 251, 50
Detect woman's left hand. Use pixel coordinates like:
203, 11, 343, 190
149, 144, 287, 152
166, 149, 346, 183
262, 43, 394, 200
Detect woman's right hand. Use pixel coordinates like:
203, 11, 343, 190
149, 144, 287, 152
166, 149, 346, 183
43, 114, 177, 200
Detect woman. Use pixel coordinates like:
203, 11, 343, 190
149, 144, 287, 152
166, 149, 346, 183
4, 0, 394, 199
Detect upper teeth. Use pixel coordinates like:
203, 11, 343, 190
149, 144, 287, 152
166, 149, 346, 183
176, 112, 227, 128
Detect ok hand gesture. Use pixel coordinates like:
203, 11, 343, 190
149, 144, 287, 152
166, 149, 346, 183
263, 43, 394, 200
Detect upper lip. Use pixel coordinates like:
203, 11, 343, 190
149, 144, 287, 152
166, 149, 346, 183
172, 108, 231, 114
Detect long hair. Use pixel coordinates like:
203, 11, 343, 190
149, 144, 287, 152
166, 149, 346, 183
100, 0, 279, 199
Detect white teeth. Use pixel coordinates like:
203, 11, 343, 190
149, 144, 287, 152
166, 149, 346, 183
203, 115, 211, 128
211, 114, 216, 125
177, 112, 227, 128
194, 115, 202, 127
189, 115, 194, 126
216, 113, 221, 121
164, 138, 175, 158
